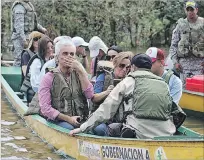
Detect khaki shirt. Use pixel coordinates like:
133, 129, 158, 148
80, 76, 176, 139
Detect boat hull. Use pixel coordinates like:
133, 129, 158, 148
179, 90, 204, 117
1, 75, 204, 160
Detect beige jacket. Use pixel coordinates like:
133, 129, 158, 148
80, 75, 176, 139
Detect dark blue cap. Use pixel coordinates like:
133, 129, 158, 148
131, 53, 152, 69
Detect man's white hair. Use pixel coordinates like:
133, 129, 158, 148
53, 36, 70, 45
55, 36, 75, 55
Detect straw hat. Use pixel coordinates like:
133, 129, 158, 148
27, 31, 43, 49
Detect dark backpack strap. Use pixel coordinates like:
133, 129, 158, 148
26, 54, 45, 76
93, 57, 98, 77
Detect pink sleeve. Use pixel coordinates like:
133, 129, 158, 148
83, 83, 94, 99
38, 72, 60, 120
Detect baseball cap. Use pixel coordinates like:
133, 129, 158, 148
88, 36, 108, 58
185, 0, 197, 9
131, 53, 152, 69
72, 36, 89, 47
145, 47, 165, 65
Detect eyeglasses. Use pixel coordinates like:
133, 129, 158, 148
118, 63, 131, 70
106, 55, 116, 61
33, 37, 41, 41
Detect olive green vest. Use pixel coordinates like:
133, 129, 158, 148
129, 70, 172, 120
50, 69, 89, 120
12, 1, 37, 33
177, 17, 204, 58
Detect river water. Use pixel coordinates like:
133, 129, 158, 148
1, 92, 65, 160
1, 90, 203, 159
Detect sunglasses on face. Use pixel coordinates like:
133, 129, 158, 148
106, 55, 116, 61
118, 63, 131, 70
33, 37, 41, 41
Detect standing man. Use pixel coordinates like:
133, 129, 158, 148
146, 47, 182, 104
169, 0, 204, 86
11, 0, 47, 66
72, 36, 89, 70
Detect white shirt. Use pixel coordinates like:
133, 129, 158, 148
30, 58, 42, 92
39, 59, 56, 84
162, 70, 182, 104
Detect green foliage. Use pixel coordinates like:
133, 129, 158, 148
1, 0, 204, 50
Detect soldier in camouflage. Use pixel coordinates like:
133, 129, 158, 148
11, 0, 47, 66
169, 0, 204, 87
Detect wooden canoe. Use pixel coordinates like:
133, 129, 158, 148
179, 90, 204, 117
1, 67, 204, 160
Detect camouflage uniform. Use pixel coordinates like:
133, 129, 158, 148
170, 17, 204, 86
11, 0, 44, 66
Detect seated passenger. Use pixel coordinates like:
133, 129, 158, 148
106, 45, 122, 61
145, 47, 182, 104
70, 54, 186, 139
89, 36, 108, 79
27, 38, 108, 135
39, 36, 89, 81
20, 36, 53, 103
92, 52, 134, 112
21, 31, 43, 80
72, 36, 89, 69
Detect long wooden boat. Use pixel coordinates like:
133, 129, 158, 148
179, 90, 204, 117
1, 67, 204, 160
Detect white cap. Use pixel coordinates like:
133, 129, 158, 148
88, 36, 108, 58
145, 47, 158, 59
72, 36, 89, 47
145, 47, 165, 65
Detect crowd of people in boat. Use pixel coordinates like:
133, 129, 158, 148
5, 0, 203, 139
17, 31, 187, 139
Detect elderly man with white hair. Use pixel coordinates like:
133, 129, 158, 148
31, 37, 93, 129
27, 37, 109, 135
39, 36, 89, 81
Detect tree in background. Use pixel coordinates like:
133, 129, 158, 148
1, 0, 204, 58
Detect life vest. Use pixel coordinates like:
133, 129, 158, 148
91, 61, 114, 112
50, 69, 89, 121
129, 69, 173, 120
11, 1, 38, 33
177, 17, 204, 58
21, 49, 35, 82
126, 69, 186, 128
20, 54, 44, 103
93, 55, 107, 77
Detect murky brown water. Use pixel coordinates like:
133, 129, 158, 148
1, 92, 65, 160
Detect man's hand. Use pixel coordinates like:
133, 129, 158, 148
62, 55, 75, 68
67, 116, 81, 127
174, 63, 182, 72
69, 128, 81, 136
105, 85, 114, 95
71, 60, 86, 74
